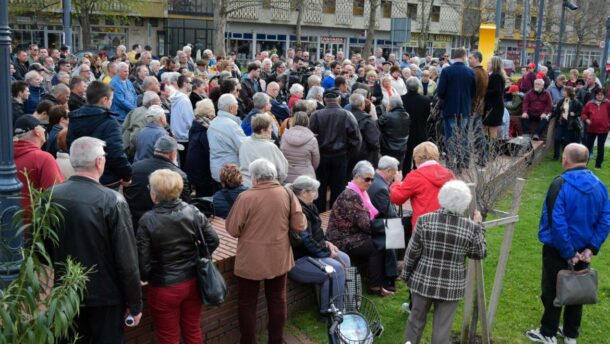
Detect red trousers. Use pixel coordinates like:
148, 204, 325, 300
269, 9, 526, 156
147, 278, 203, 344
236, 273, 287, 344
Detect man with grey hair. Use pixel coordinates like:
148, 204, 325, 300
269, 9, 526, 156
132, 64, 150, 95
378, 95, 410, 169
348, 92, 380, 172
136, 75, 161, 106
110, 61, 137, 122
402, 77, 431, 173
209, 93, 247, 183
42, 82, 70, 106
125, 135, 191, 227
522, 78, 553, 140
123, 91, 162, 158
307, 74, 321, 89
50, 136, 143, 343
309, 90, 362, 210
241, 92, 273, 136
133, 105, 169, 162
368, 155, 402, 291
402, 179, 485, 344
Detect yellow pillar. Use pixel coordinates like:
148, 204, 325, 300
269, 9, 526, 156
478, 24, 497, 70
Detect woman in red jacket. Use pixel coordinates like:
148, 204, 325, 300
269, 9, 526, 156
581, 88, 610, 169
390, 141, 455, 231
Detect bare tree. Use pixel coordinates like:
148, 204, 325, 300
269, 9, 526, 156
567, 0, 606, 68
362, 0, 379, 60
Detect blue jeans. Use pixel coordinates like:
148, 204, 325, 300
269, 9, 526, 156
288, 252, 351, 314
442, 115, 475, 170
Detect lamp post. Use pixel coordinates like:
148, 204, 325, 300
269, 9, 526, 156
533, 0, 545, 69
0, 0, 24, 290
601, 17, 610, 87
521, 0, 529, 66
495, 0, 503, 39
62, 0, 72, 51
556, 0, 579, 68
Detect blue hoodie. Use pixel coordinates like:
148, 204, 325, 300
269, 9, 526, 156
539, 167, 610, 260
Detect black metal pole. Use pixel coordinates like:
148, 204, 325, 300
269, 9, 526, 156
521, 0, 529, 66
0, 0, 24, 290
533, 0, 545, 69
62, 0, 72, 51
601, 17, 610, 87
556, 3, 567, 68
495, 0, 503, 39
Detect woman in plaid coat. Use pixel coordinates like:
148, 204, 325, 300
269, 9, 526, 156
402, 180, 487, 344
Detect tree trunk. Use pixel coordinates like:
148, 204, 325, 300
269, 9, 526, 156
418, 0, 435, 57
79, 13, 92, 50
213, 1, 227, 57
574, 40, 582, 68
296, 1, 303, 48
362, 0, 378, 60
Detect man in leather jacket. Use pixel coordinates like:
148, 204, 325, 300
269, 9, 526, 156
309, 90, 362, 211
49, 136, 143, 343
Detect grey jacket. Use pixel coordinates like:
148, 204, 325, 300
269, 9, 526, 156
239, 134, 289, 187
280, 125, 320, 183
208, 110, 246, 182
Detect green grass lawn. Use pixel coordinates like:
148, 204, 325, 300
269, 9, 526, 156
287, 155, 610, 343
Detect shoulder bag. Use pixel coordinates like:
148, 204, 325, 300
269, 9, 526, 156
194, 221, 228, 305
284, 186, 303, 247
370, 202, 406, 250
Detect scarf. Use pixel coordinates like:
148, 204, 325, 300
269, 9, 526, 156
346, 181, 378, 220
194, 115, 212, 128
384, 85, 393, 97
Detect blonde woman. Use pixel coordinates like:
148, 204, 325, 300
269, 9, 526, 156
186, 99, 217, 197
483, 56, 507, 138
137, 169, 219, 344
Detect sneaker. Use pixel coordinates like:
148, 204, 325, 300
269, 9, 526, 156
401, 303, 411, 314
525, 328, 557, 343
564, 337, 577, 344
533, 134, 541, 141
556, 326, 564, 338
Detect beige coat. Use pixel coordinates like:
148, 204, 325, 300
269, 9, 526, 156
225, 180, 306, 280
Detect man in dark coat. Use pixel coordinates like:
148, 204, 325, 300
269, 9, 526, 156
436, 48, 476, 168
309, 91, 362, 211
402, 78, 430, 174
378, 95, 410, 169
67, 81, 132, 188
12, 48, 29, 81
240, 62, 261, 113
49, 136, 143, 343
348, 93, 380, 173
68, 76, 87, 112
368, 156, 402, 292
124, 135, 191, 228
12, 81, 29, 123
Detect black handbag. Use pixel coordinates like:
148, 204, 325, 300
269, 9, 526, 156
194, 225, 227, 305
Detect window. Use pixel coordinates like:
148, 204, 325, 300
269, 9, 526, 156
381, 0, 392, 18
353, 0, 364, 16
262, 0, 271, 9
407, 4, 418, 20
431, 6, 440, 22
323, 0, 336, 14
501, 12, 506, 28
515, 14, 523, 30
530, 16, 537, 31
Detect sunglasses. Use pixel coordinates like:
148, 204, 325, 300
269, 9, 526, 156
361, 177, 374, 183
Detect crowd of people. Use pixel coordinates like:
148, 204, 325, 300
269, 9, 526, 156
8, 41, 610, 344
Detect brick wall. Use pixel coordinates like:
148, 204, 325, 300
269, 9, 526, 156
125, 217, 316, 344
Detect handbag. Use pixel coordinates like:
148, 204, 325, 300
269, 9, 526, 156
194, 224, 228, 305
370, 203, 406, 250
553, 264, 598, 307
284, 187, 303, 247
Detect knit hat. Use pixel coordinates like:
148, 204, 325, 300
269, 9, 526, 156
508, 85, 520, 94
536, 72, 545, 79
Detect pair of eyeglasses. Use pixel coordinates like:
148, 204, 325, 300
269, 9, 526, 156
361, 177, 374, 183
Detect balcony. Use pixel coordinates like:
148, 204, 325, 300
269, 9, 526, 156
168, 0, 214, 16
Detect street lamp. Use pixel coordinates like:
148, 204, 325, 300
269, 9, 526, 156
555, 0, 579, 68
533, 0, 545, 69
0, 0, 24, 290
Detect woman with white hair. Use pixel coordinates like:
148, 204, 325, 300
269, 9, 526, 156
226, 158, 307, 344
186, 99, 216, 196
380, 75, 398, 108
327, 161, 392, 296
402, 180, 486, 344
288, 83, 304, 110
287, 175, 351, 314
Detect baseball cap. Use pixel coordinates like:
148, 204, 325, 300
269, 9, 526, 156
154, 135, 184, 153
528, 63, 536, 69
14, 115, 41, 135
323, 89, 341, 99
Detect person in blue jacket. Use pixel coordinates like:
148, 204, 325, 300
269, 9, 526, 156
110, 62, 137, 122
526, 143, 610, 344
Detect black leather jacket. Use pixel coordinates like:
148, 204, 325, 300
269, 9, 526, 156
50, 176, 143, 313
378, 105, 410, 152
137, 199, 219, 287
308, 100, 362, 156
